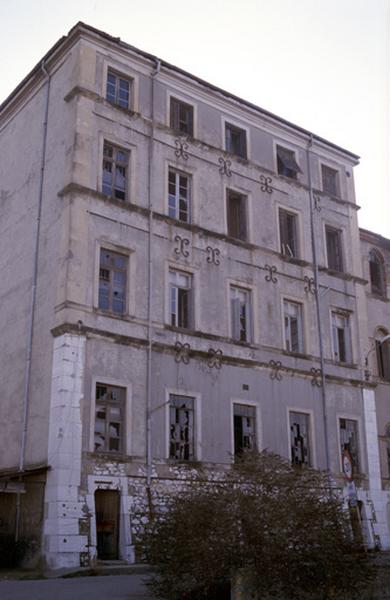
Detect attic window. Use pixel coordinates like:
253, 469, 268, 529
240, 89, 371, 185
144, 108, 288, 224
276, 145, 302, 179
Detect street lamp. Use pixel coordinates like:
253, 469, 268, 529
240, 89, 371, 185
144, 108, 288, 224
364, 334, 390, 381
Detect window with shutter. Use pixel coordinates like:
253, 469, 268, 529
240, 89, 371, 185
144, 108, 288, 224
279, 209, 299, 258
325, 226, 344, 272
230, 286, 252, 342
170, 98, 194, 136
227, 190, 247, 241
321, 165, 339, 197
225, 123, 247, 159
276, 145, 302, 179
169, 269, 193, 329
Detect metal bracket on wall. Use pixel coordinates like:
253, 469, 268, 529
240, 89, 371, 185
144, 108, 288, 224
304, 276, 316, 294
174, 234, 190, 258
207, 348, 223, 369
310, 368, 323, 387
265, 264, 278, 283
269, 360, 283, 381
218, 157, 232, 177
174, 341, 191, 364
206, 246, 221, 265
259, 174, 273, 194
174, 139, 189, 160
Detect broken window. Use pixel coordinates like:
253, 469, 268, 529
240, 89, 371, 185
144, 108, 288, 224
284, 300, 304, 353
290, 411, 311, 467
99, 249, 127, 314
225, 123, 247, 159
94, 384, 125, 453
169, 395, 194, 460
325, 225, 344, 272
339, 418, 360, 474
279, 208, 299, 258
227, 189, 247, 241
230, 286, 252, 343
106, 70, 131, 109
170, 97, 194, 136
321, 164, 339, 197
170, 269, 193, 329
376, 331, 390, 381
276, 145, 301, 179
102, 142, 129, 201
369, 250, 385, 296
168, 168, 191, 222
331, 311, 351, 363
234, 404, 256, 456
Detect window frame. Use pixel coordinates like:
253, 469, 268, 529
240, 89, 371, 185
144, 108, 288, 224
321, 163, 340, 197
165, 388, 201, 461
169, 96, 195, 136
278, 207, 300, 258
283, 299, 304, 354
230, 399, 260, 460
276, 144, 302, 180
233, 403, 257, 457
376, 330, 390, 381
94, 241, 134, 317
105, 69, 132, 110
224, 122, 248, 159
338, 417, 361, 475
168, 267, 194, 330
325, 224, 344, 272
226, 188, 248, 242
167, 167, 192, 223
102, 140, 130, 202
288, 410, 312, 468
90, 377, 132, 456
331, 310, 352, 364
369, 249, 386, 297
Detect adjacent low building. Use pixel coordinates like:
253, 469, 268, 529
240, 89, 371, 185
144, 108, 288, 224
0, 22, 389, 568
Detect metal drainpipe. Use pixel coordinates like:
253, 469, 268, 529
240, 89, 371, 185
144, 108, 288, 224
306, 135, 332, 485
15, 61, 51, 541
146, 59, 161, 502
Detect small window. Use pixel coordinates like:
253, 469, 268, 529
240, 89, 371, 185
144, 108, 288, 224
99, 249, 127, 314
331, 311, 351, 363
230, 286, 252, 343
170, 269, 193, 329
226, 189, 247, 241
340, 418, 360, 474
289, 412, 311, 467
94, 384, 125, 453
169, 394, 195, 460
276, 145, 301, 179
234, 404, 256, 456
321, 164, 339, 197
102, 142, 129, 201
369, 250, 385, 296
325, 225, 344, 272
376, 333, 390, 381
284, 300, 304, 353
279, 208, 299, 258
170, 97, 194, 136
168, 169, 191, 223
225, 123, 247, 159
106, 70, 131, 109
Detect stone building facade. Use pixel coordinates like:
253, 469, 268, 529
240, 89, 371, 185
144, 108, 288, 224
0, 22, 389, 568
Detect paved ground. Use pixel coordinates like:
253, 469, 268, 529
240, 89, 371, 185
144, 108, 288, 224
0, 574, 157, 600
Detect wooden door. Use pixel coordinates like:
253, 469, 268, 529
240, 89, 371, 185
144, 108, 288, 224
95, 490, 120, 560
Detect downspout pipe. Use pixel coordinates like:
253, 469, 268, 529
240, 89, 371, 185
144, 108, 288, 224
146, 59, 161, 496
16, 61, 51, 541
306, 135, 332, 485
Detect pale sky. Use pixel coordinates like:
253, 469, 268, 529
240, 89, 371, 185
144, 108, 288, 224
0, 0, 389, 237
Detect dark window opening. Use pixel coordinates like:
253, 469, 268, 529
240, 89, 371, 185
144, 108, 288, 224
94, 384, 125, 453
234, 404, 256, 456
376, 338, 390, 381
290, 412, 310, 467
276, 145, 301, 179
169, 395, 194, 460
322, 164, 339, 197
340, 418, 360, 474
369, 250, 385, 296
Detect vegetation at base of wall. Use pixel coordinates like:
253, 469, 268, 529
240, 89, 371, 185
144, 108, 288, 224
143, 451, 374, 600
